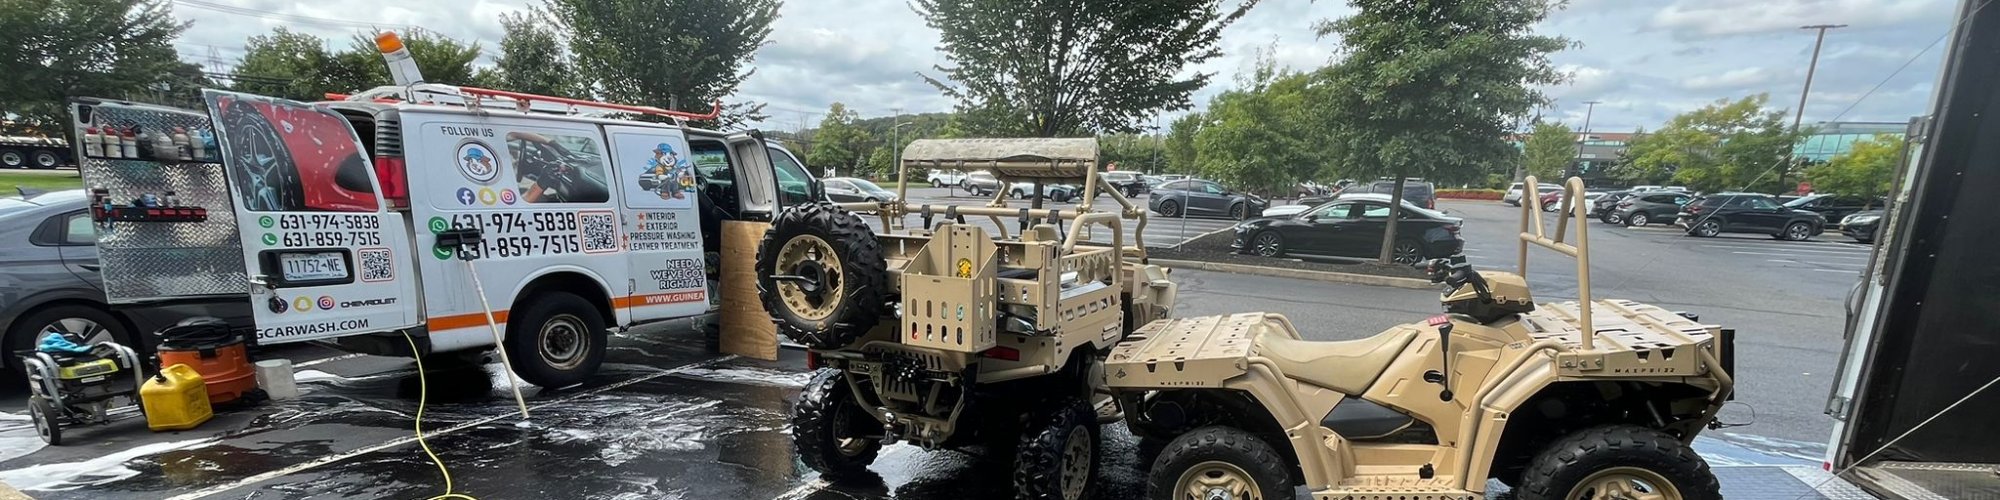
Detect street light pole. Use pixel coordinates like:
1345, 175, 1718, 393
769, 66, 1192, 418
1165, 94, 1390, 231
1794, 24, 1846, 131
1573, 100, 1600, 178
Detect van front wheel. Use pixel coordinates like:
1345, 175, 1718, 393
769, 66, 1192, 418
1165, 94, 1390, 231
504, 292, 607, 388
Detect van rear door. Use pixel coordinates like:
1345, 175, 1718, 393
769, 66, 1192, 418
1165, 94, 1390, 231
604, 125, 712, 320
201, 90, 421, 344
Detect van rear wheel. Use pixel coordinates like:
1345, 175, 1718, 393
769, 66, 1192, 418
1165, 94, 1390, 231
504, 292, 606, 388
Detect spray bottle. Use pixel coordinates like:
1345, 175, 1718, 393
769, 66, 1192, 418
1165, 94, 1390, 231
122, 128, 139, 159
83, 127, 103, 158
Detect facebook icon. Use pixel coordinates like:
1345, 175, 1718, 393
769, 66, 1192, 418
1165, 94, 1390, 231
456, 187, 476, 205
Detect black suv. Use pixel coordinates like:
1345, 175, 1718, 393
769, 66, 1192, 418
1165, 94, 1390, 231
1677, 193, 1827, 240
1614, 191, 1694, 227
1360, 179, 1436, 209
1784, 194, 1884, 222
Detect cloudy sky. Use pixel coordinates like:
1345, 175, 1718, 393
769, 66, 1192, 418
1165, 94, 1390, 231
167, 0, 1959, 133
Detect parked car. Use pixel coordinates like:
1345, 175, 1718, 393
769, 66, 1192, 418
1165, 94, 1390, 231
1155, 174, 1190, 182
1149, 179, 1268, 219
1101, 171, 1149, 197
925, 169, 968, 188
822, 177, 899, 203
1232, 193, 1464, 264
1614, 191, 1695, 226
0, 189, 251, 382
1004, 181, 1078, 203
1358, 179, 1437, 209
1631, 185, 1690, 193
1504, 182, 1564, 206
1841, 210, 1885, 243
1785, 194, 1884, 222
1591, 190, 1636, 223
963, 170, 1004, 195
1676, 193, 1827, 240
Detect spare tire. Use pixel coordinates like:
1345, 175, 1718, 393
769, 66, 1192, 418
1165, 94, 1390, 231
757, 202, 887, 349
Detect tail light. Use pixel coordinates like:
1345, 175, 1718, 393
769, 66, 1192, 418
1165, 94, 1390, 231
373, 155, 410, 209
1617, 200, 1633, 208
1445, 223, 1461, 235
806, 351, 821, 370
1687, 205, 1704, 214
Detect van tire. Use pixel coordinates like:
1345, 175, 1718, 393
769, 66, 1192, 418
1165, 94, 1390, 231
758, 202, 886, 350
503, 292, 606, 388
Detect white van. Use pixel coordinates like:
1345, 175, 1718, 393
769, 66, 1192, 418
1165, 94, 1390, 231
70, 83, 816, 388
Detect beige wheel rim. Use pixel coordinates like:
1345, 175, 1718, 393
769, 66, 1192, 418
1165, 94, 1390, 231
1060, 429, 1092, 499
1567, 467, 1681, 500
1176, 460, 1261, 500
775, 234, 843, 322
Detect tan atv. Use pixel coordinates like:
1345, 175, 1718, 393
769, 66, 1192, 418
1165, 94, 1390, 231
757, 138, 1177, 499
1106, 177, 1737, 500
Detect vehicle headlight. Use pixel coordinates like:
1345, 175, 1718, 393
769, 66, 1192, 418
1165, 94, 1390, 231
1844, 214, 1880, 225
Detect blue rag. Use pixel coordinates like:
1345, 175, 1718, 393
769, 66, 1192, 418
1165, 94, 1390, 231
36, 334, 92, 354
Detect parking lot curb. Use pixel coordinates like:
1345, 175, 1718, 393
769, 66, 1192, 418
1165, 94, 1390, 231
1150, 258, 1436, 290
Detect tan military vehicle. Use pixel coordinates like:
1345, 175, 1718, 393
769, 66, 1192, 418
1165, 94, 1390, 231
1106, 177, 1737, 500
756, 138, 1177, 499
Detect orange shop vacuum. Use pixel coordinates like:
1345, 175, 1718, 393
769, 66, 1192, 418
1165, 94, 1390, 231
154, 317, 262, 404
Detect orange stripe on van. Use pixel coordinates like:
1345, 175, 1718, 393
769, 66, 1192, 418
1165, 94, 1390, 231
615, 291, 708, 308
426, 310, 509, 331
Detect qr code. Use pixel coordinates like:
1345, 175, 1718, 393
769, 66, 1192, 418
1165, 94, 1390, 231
580, 211, 618, 253
359, 248, 393, 282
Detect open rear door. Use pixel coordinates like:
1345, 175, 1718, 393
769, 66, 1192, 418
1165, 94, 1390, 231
201, 90, 421, 344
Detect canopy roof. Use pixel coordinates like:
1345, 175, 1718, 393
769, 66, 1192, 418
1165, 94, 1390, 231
900, 138, 1098, 179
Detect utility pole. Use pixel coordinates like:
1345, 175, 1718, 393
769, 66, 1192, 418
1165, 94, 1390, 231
1573, 100, 1600, 179
1794, 24, 1846, 131
1790, 24, 1846, 192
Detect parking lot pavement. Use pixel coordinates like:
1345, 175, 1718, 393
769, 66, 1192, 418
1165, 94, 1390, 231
0, 268, 1845, 499
866, 186, 1246, 248
1438, 200, 1858, 448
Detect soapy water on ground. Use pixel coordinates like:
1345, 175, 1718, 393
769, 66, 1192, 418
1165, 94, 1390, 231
672, 366, 814, 388
0, 437, 220, 491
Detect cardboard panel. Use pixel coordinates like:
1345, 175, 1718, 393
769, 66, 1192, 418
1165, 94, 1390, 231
719, 220, 778, 360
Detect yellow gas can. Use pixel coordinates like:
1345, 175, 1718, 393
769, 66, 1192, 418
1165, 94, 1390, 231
141, 364, 213, 431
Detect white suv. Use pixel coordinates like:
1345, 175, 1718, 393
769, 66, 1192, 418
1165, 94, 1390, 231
926, 169, 968, 188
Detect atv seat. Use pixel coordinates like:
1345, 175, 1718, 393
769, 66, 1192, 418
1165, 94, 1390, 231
1256, 327, 1419, 396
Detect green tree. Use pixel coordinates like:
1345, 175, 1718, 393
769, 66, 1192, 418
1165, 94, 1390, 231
866, 147, 895, 180
233, 27, 342, 100
1315, 0, 1570, 263
1806, 133, 1901, 200
1192, 60, 1324, 197
1164, 112, 1206, 174
806, 103, 873, 176
1100, 133, 1166, 174
491, 11, 578, 96
542, 0, 777, 129
1522, 121, 1576, 180
235, 27, 487, 100
1621, 94, 1803, 193
335, 28, 485, 90
0, 0, 191, 134
914, 0, 1258, 137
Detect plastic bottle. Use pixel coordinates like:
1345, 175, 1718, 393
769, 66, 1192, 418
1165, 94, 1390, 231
122, 128, 138, 158
191, 129, 211, 161
153, 128, 176, 161
105, 126, 125, 159
172, 127, 191, 160
83, 127, 103, 158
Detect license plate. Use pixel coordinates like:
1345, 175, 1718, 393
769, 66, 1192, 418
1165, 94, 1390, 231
279, 251, 348, 282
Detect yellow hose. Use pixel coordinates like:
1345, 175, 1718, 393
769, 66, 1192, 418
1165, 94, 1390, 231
403, 331, 478, 500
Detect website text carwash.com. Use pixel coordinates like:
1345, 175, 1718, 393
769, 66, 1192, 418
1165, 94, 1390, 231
258, 318, 369, 341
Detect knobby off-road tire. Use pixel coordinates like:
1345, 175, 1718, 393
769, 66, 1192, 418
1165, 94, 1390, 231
1014, 397, 1100, 500
792, 368, 881, 478
757, 202, 887, 350
1515, 425, 1721, 500
1146, 426, 1290, 500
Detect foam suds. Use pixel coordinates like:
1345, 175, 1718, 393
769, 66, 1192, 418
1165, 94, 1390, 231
672, 366, 812, 388
0, 437, 220, 491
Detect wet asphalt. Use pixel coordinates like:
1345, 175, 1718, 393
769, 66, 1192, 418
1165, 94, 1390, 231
0, 195, 1852, 499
